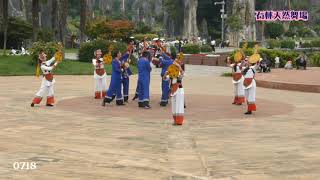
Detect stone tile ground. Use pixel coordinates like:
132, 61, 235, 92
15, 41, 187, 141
0, 65, 319, 180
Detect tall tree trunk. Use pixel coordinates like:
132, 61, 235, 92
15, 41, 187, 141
51, 0, 58, 41
2, 0, 8, 55
59, 0, 68, 45
32, 0, 40, 41
80, 0, 87, 42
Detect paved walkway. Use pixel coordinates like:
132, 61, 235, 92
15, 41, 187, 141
255, 68, 320, 93
1, 65, 320, 179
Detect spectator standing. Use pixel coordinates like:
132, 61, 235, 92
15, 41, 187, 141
275, 56, 280, 68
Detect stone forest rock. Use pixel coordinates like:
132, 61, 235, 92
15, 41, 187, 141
226, 0, 256, 47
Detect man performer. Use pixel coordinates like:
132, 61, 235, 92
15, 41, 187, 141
137, 51, 152, 109
92, 49, 107, 99
121, 44, 134, 102
243, 60, 258, 115
102, 50, 129, 106
31, 51, 60, 107
159, 49, 174, 106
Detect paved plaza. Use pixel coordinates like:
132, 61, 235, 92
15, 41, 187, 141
0, 65, 320, 180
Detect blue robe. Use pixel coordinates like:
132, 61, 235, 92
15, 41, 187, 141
120, 54, 132, 98
105, 54, 129, 101
137, 57, 152, 102
160, 53, 173, 103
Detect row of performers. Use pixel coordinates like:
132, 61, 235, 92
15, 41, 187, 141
30, 45, 185, 125
230, 57, 258, 115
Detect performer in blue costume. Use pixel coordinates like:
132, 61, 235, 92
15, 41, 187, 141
121, 44, 133, 102
159, 51, 174, 106
137, 51, 152, 109
102, 50, 129, 106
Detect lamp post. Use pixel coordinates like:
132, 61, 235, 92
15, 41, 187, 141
214, 0, 226, 45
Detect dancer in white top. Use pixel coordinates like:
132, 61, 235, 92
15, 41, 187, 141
31, 51, 59, 107
92, 49, 107, 99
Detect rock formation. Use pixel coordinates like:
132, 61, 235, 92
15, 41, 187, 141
226, 0, 256, 47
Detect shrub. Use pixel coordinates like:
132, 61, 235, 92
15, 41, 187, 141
230, 48, 299, 67
200, 45, 212, 52
280, 40, 295, 49
310, 53, 320, 67
239, 41, 261, 48
182, 44, 200, 54
301, 42, 312, 48
265, 22, 284, 38
78, 39, 127, 62
38, 28, 53, 42
29, 41, 61, 65
0, 17, 32, 49
267, 39, 281, 49
85, 18, 134, 40
259, 48, 298, 67
310, 40, 320, 47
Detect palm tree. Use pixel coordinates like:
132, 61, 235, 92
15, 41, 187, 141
2, 0, 8, 55
32, 0, 40, 41
80, 0, 87, 42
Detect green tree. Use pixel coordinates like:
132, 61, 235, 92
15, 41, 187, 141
226, 15, 243, 32
265, 23, 284, 39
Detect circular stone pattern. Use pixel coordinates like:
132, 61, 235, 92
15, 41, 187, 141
57, 94, 294, 120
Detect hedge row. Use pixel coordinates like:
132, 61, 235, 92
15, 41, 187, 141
79, 39, 127, 61
230, 48, 299, 67
181, 44, 213, 54
266, 39, 295, 49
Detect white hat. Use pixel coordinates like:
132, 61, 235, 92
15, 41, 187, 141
153, 38, 159, 41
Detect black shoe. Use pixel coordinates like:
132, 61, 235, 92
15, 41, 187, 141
116, 99, 125, 106
244, 111, 252, 115
138, 102, 144, 107
46, 104, 54, 107
132, 94, 138, 101
160, 101, 167, 107
143, 101, 151, 109
124, 96, 129, 103
102, 98, 111, 106
184, 104, 186, 109
31, 103, 34, 107
111, 95, 116, 101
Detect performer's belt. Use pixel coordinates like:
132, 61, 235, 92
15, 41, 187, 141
243, 78, 253, 88
95, 69, 105, 76
44, 73, 53, 82
170, 83, 180, 96
233, 73, 242, 81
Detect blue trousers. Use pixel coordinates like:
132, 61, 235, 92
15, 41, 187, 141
138, 79, 150, 102
122, 77, 129, 98
161, 79, 170, 102
106, 78, 123, 101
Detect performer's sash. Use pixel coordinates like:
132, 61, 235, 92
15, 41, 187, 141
170, 83, 180, 96
233, 73, 242, 82
243, 78, 253, 88
45, 73, 53, 82
95, 69, 105, 76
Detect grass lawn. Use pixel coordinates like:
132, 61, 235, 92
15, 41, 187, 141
0, 55, 137, 76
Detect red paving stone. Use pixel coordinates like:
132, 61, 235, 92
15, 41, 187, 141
57, 94, 294, 120
255, 68, 320, 93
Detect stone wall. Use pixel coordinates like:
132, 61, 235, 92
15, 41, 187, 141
184, 53, 229, 66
